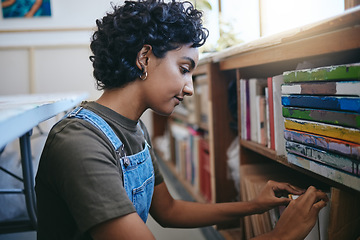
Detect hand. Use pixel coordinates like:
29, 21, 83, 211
270, 186, 329, 240
251, 180, 305, 213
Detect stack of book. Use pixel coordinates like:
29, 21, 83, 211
281, 63, 360, 191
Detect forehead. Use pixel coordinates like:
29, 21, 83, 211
166, 44, 199, 66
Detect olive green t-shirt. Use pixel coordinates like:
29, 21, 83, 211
35, 101, 164, 240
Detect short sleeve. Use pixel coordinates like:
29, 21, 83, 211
46, 120, 136, 232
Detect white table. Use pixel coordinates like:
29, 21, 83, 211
0, 92, 88, 233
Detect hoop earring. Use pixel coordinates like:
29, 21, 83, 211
140, 71, 148, 81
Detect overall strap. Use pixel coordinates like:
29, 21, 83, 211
67, 107, 122, 151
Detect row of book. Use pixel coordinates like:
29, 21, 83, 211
239, 75, 286, 155
169, 121, 212, 202
281, 63, 360, 192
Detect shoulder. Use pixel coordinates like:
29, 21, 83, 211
41, 118, 118, 174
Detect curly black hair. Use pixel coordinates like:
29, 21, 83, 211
89, 0, 209, 90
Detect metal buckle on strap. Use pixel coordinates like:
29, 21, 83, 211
68, 107, 83, 118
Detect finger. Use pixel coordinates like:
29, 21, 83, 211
309, 199, 327, 218
297, 186, 329, 210
269, 181, 305, 195
275, 197, 291, 206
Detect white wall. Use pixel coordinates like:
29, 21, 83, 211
0, 0, 156, 133
0, 1, 125, 100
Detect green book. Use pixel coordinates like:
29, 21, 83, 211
283, 63, 360, 83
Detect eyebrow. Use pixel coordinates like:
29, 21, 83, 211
182, 57, 196, 69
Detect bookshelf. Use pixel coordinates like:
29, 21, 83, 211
153, 6, 360, 240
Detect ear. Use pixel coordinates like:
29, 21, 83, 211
136, 45, 152, 72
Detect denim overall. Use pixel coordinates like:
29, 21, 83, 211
67, 107, 155, 222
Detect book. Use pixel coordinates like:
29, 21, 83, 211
284, 118, 360, 144
285, 141, 359, 176
284, 129, 360, 160
273, 75, 286, 155
282, 107, 360, 129
267, 77, 275, 150
258, 95, 267, 146
249, 78, 267, 143
198, 138, 212, 202
240, 79, 248, 140
281, 80, 360, 96
246, 79, 251, 140
287, 153, 360, 192
265, 87, 271, 148
283, 63, 360, 83
281, 95, 360, 113
195, 75, 209, 125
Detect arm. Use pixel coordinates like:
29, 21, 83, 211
252, 186, 329, 240
2, 0, 16, 8
149, 180, 304, 228
90, 213, 156, 240
25, 0, 42, 17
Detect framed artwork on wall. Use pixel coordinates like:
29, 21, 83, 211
1, 0, 51, 18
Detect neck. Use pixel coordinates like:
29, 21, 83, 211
96, 83, 145, 121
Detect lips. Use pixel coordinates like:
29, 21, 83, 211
174, 96, 183, 105
175, 96, 183, 102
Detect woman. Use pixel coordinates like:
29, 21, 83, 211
35, 1, 328, 239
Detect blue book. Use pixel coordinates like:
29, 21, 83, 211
281, 95, 360, 113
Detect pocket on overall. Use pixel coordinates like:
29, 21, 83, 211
132, 173, 155, 221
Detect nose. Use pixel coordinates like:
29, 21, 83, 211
183, 79, 194, 96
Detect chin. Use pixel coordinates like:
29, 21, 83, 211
152, 108, 174, 117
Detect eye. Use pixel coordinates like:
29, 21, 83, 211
180, 66, 190, 74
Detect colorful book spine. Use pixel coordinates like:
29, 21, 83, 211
240, 79, 247, 140
273, 74, 286, 155
281, 95, 360, 113
287, 153, 360, 192
286, 141, 360, 176
199, 138, 212, 202
267, 77, 275, 150
282, 107, 360, 129
283, 63, 360, 83
284, 118, 360, 144
284, 129, 360, 160
281, 80, 360, 96
246, 79, 251, 141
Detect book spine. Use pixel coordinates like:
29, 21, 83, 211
246, 79, 251, 141
283, 63, 360, 83
240, 79, 247, 140
284, 118, 360, 144
287, 153, 360, 192
282, 107, 360, 129
286, 141, 360, 176
281, 95, 360, 113
273, 75, 286, 155
267, 77, 275, 150
281, 81, 360, 96
250, 79, 259, 143
284, 129, 360, 160
199, 138, 212, 202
